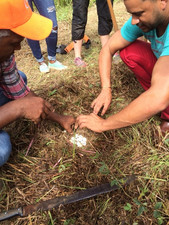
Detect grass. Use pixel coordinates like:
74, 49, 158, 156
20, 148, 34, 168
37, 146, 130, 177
0, 1, 169, 225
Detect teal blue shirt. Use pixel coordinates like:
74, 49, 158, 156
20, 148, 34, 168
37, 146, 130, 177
121, 17, 169, 59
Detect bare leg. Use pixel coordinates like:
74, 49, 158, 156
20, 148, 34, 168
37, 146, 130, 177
100, 35, 110, 47
74, 39, 83, 58
74, 39, 87, 67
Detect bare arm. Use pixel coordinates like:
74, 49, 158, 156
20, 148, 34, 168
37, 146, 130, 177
76, 56, 169, 132
103, 56, 169, 130
0, 91, 75, 133
91, 30, 131, 115
0, 98, 24, 129
0, 91, 53, 129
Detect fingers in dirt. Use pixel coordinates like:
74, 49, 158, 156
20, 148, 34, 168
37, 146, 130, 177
45, 101, 54, 112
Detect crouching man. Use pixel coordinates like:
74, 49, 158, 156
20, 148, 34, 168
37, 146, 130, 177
76, 0, 169, 136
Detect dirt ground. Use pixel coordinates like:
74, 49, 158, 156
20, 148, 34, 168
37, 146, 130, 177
0, 1, 169, 225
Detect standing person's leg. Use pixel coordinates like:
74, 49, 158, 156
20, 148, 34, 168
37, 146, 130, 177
34, 0, 67, 70
72, 0, 89, 67
0, 70, 27, 166
100, 35, 109, 47
26, 0, 49, 73
120, 40, 169, 133
96, 0, 113, 47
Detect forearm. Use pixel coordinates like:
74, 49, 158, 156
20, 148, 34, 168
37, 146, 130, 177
0, 90, 38, 129
102, 90, 166, 131
0, 99, 22, 129
99, 30, 130, 89
99, 46, 113, 88
0, 91, 54, 129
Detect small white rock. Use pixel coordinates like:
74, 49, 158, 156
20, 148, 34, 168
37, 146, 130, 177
70, 134, 87, 147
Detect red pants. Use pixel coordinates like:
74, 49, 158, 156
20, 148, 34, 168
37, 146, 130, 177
120, 40, 169, 120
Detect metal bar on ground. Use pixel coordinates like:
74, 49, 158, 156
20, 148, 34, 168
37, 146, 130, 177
0, 175, 136, 221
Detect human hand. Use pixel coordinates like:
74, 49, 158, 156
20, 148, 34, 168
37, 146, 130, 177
21, 95, 53, 124
75, 113, 105, 133
59, 115, 75, 133
91, 88, 112, 116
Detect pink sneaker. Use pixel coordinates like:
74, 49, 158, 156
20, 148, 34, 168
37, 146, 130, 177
74, 57, 87, 67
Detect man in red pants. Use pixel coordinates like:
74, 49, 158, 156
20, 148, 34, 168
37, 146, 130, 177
76, 0, 169, 135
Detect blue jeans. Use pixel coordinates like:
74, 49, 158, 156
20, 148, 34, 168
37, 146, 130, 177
0, 131, 12, 167
27, 0, 58, 62
0, 71, 27, 166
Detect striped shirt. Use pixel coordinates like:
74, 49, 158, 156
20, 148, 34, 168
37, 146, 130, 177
0, 55, 30, 99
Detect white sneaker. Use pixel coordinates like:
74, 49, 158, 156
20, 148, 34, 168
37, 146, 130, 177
48, 60, 67, 70
39, 62, 50, 73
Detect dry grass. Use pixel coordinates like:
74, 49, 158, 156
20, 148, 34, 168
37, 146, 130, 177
0, 1, 169, 225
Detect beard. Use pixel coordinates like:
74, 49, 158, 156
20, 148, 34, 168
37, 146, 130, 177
136, 12, 164, 33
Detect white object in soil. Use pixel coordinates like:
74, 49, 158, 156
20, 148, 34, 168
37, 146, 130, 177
70, 134, 87, 148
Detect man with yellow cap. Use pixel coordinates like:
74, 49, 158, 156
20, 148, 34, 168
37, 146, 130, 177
0, 0, 75, 167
